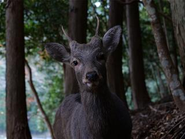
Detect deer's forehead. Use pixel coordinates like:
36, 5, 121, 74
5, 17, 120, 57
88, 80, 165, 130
70, 37, 103, 57
72, 46, 102, 57
71, 42, 102, 53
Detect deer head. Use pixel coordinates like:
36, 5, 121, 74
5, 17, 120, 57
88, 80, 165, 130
45, 18, 122, 92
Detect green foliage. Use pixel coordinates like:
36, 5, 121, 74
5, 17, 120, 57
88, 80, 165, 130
0, 2, 5, 41
87, 0, 108, 40
0, 2, 5, 57
24, 0, 68, 55
40, 61, 64, 126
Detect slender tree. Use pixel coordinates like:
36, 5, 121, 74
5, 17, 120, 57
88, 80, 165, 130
143, 0, 185, 112
63, 0, 87, 95
106, 0, 128, 106
6, 0, 32, 138
126, 1, 150, 109
159, 0, 178, 73
156, 69, 168, 98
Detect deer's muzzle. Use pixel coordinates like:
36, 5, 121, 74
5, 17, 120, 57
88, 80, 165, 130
86, 71, 99, 82
82, 71, 100, 88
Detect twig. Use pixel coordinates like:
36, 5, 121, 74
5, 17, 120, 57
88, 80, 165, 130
149, 105, 165, 114
25, 60, 56, 139
171, 123, 185, 139
169, 116, 185, 134
139, 113, 148, 118
162, 115, 185, 139
180, 132, 185, 139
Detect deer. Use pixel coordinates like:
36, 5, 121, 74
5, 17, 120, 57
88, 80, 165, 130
45, 18, 132, 139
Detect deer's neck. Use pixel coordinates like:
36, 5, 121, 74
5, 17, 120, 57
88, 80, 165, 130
81, 85, 114, 137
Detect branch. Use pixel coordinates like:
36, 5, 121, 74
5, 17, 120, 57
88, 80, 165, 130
149, 105, 165, 114
25, 60, 56, 139
116, 0, 143, 5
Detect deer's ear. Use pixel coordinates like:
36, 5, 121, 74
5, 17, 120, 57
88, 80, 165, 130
45, 43, 70, 64
103, 25, 122, 55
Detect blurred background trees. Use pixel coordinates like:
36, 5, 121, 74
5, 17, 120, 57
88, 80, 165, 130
126, 0, 150, 109
106, 0, 127, 106
0, 0, 185, 138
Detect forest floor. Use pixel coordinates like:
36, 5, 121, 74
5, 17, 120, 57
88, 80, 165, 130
0, 132, 51, 139
131, 98, 185, 139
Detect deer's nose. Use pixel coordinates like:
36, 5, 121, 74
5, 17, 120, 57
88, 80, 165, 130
86, 71, 99, 82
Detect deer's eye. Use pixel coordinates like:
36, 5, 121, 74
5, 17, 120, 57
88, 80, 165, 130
97, 53, 105, 61
72, 60, 78, 66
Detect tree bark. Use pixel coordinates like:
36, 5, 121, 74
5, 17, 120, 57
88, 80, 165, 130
159, 0, 169, 50
169, 0, 185, 87
63, 0, 87, 95
126, 1, 150, 109
156, 69, 168, 98
106, 0, 128, 107
143, 0, 185, 112
159, 0, 178, 73
6, 0, 32, 138
171, 25, 178, 73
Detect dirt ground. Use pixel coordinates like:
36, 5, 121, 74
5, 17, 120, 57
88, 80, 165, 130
131, 100, 185, 139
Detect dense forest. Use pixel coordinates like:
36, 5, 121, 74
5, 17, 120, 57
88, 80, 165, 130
0, 0, 185, 138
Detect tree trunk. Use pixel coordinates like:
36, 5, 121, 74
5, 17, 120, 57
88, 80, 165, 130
64, 0, 87, 95
171, 26, 178, 74
143, 0, 185, 112
159, 0, 178, 74
126, 1, 151, 109
169, 0, 185, 87
106, 0, 128, 107
6, 0, 32, 138
159, 0, 170, 50
156, 69, 168, 98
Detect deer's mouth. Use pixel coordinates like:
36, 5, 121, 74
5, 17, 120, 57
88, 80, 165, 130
83, 79, 99, 88
86, 81, 99, 88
